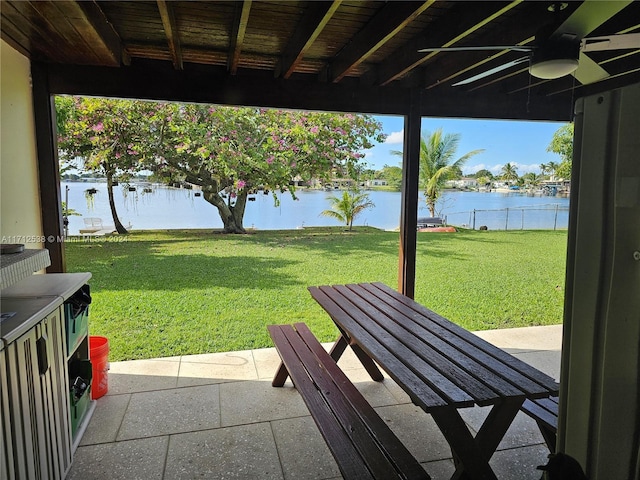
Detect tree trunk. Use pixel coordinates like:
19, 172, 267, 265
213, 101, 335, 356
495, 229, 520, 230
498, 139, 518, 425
106, 171, 128, 234
203, 188, 248, 233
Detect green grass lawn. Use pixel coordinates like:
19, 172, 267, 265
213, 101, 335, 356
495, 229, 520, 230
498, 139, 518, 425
66, 227, 567, 361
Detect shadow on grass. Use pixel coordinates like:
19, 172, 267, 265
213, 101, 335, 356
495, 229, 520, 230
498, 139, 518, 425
69, 247, 300, 291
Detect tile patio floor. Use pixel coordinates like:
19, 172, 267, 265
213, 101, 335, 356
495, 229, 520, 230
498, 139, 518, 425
67, 324, 562, 480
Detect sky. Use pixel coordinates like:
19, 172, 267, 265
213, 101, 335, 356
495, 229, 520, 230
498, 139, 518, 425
365, 115, 569, 176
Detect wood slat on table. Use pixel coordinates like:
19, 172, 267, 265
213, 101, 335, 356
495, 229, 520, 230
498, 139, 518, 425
319, 285, 475, 408
308, 286, 451, 410
366, 282, 559, 394
332, 284, 500, 406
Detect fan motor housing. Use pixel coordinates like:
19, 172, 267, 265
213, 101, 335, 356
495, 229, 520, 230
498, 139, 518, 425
530, 38, 580, 79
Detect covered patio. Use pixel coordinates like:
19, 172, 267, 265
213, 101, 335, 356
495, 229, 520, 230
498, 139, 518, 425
2, 1, 639, 478
68, 325, 561, 480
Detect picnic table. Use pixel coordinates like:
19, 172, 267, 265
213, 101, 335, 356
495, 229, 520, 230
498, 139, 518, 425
308, 282, 559, 480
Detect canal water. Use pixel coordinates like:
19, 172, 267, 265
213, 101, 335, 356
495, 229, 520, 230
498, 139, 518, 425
62, 182, 570, 234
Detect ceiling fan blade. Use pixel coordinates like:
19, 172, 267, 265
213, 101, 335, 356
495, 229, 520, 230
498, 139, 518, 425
452, 57, 529, 86
573, 52, 610, 84
551, 0, 633, 40
418, 46, 532, 53
582, 32, 640, 52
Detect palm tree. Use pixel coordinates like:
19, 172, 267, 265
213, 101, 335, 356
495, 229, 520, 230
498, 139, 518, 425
539, 163, 549, 177
392, 129, 484, 217
500, 163, 519, 184
547, 161, 559, 180
320, 190, 374, 231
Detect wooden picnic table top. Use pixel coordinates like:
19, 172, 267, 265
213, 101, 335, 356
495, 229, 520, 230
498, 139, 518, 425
308, 282, 559, 413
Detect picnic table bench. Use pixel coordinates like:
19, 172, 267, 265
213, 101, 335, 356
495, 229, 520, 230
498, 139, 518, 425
269, 322, 430, 480
521, 396, 559, 451
307, 282, 560, 480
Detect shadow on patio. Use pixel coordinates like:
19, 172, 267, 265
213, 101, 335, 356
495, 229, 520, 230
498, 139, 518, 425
68, 325, 562, 480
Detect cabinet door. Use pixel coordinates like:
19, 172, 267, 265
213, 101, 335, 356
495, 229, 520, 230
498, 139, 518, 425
1, 349, 16, 480
5, 326, 50, 480
40, 307, 72, 478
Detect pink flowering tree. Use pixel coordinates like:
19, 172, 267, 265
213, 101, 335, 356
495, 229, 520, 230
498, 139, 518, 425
57, 97, 385, 234
56, 97, 157, 233
150, 104, 384, 233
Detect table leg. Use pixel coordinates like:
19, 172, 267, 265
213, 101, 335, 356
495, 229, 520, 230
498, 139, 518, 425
272, 361, 289, 387
331, 330, 384, 382
431, 406, 498, 480
431, 397, 524, 480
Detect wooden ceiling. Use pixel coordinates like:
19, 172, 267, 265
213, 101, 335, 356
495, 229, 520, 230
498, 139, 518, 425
3, 1, 640, 120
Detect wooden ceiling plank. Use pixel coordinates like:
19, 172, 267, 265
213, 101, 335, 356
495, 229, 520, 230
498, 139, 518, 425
228, 0, 253, 75
157, 0, 183, 70
329, 1, 436, 83
67, 0, 123, 66
374, 0, 523, 87
5, 1, 76, 63
0, 13, 34, 58
278, 0, 341, 79
36, 1, 105, 64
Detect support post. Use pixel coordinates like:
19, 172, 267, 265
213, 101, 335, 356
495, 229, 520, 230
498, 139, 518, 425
31, 62, 65, 272
398, 90, 421, 298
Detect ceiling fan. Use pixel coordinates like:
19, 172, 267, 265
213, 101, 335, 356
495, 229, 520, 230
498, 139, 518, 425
418, 1, 640, 86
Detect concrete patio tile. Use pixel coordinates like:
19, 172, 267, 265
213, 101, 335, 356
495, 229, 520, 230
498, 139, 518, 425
512, 349, 562, 380
220, 379, 309, 427
117, 384, 220, 440
164, 422, 284, 479
490, 444, 551, 479
459, 406, 545, 450
271, 416, 341, 480
378, 376, 413, 405
107, 358, 180, 395
79, 394, 130, 446
67, 436, 168, 480
375, 404, 452, 463
474, 324, 563, 352
341, 369, 403, 407
422, 459, 456, 480
177, 350, 258, 387
253, 347, 285, 380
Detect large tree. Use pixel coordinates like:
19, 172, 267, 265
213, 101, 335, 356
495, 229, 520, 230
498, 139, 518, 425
58, 98, 385, 234
547, 123, 574, 180
150, 104, 384, 233
392, 129, 483, 217
56, 97, 156, 233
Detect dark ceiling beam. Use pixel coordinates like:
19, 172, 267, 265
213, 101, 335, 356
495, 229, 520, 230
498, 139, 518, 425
277, 0, 341, 79
44, 60, 572, 121
228, 0, 252, 75
328, 1, 434, 83
65, 0, 124, 66
372, 0, 522, 87
157, 0, 183, 70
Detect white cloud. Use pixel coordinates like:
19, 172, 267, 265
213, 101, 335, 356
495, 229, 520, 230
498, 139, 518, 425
384, 130, 404, 144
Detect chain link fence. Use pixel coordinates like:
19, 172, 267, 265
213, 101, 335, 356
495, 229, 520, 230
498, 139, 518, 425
446, 204, 570, 230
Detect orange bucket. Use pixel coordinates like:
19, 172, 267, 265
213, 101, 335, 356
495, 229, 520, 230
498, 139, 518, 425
89, 336, 109, 399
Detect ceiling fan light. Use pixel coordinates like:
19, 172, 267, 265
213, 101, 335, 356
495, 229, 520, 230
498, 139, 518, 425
529, 58, 579, 79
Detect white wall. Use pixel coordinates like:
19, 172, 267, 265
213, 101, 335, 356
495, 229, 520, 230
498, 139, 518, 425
1, 40, 43, 248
